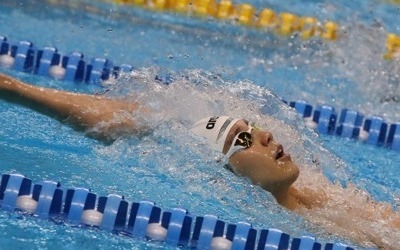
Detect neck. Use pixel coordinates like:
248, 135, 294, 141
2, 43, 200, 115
272, 186, 326, 210
271, 186, 300, 210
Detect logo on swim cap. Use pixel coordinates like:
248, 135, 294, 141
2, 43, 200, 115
206, 116, 218, 129
191, 116, 239, 153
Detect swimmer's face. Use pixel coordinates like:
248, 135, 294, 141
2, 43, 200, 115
223, 120, 300, 193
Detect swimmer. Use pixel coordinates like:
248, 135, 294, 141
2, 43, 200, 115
0, 73, 399, 248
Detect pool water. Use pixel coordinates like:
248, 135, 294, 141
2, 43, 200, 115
0, 0, 400, 249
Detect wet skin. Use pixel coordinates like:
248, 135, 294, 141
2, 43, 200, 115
222, 120, 300, 194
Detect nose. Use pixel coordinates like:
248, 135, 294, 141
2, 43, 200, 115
255, 130, 273, 147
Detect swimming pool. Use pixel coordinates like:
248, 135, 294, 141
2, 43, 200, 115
0, 0, 400, 249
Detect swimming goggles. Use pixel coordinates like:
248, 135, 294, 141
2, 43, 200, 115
225, 125, 253, 158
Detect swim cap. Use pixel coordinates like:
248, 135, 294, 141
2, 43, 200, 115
191, 116, 239, 153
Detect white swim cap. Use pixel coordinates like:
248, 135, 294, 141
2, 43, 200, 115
191, 116, 239, 153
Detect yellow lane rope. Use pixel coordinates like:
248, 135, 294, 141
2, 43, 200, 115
386, 0, 400, 4
112, 0, 339, 41
384, 33, 400, 60
21, 0, 400, 60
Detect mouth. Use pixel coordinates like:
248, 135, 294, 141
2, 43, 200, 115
275, 144, 291, 161
275, 144, 284, 160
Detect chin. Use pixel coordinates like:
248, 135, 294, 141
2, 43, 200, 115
263, 168, 300, 193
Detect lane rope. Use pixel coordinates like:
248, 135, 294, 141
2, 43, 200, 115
111, 0, 339, 41
0, 173, 356, 249
109, 0, 400, 60
384, 33, 400, 60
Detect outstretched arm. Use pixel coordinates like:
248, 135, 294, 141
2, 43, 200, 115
0, 73, 144, 140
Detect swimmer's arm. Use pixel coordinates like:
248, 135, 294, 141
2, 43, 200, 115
0, 73, 143, 139
295, 186, 400, 225
293, 188, 397, 219
363, 201, 400, 228
293, 187, 400, 247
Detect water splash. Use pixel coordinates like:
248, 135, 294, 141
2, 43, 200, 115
95, 67, 400, 247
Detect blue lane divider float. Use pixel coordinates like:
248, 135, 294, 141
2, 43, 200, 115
36, 47, 61, 77
288, 100, 400, 152
312, 105, 338, 135
0, 36, 118, 84
336, 109, 364, 139
64, 52, 86, 82
0, 173, 355, 250
258, 228, 290, 250
14, 40, 36, 72
387, 122, 400, 151
32, 180, 63, 218
363, 116, 388, 146
291, 236, 322, 250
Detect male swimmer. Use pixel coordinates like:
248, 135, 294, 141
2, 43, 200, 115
0, 73, 310, 209
0, 73, 399, 248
